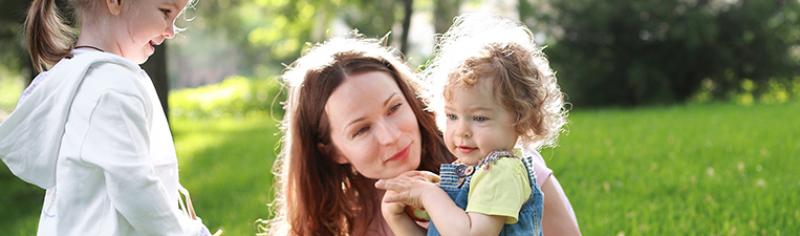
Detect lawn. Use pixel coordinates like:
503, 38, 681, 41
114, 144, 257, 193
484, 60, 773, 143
543, 102, 799, 235
1, 102, 798, 235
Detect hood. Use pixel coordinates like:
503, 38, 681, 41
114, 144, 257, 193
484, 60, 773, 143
0, 51, 140, 189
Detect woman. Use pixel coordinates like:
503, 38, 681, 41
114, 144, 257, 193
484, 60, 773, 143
269, 36, 579, 235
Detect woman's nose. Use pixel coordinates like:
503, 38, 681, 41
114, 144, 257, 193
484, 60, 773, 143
374, 120, 401, 145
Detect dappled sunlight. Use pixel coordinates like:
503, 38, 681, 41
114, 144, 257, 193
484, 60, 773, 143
171, 113, 280, 235
1, 0, 798, 234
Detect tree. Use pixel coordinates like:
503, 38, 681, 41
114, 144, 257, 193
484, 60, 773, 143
142, 45, 170, 121
520, 0, 800, 106
399, 0, 414, 54
0, 0, 34, 85
169, 0, 424, 89
433, 0, 463, 35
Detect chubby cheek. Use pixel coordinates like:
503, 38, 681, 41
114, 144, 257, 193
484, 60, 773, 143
443, 126, 459, 151
481, 130, 515, 152
442, 131, 455, 152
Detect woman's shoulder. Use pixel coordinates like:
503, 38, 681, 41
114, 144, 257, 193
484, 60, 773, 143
521, 148, 553, 187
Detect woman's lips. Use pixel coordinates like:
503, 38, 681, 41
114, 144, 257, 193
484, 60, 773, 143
386, 144, 411, 162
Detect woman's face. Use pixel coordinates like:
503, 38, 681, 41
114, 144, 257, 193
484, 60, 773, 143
324, 71, 422, 179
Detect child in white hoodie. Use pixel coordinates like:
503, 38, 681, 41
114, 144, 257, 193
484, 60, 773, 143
0, 0, 213, 235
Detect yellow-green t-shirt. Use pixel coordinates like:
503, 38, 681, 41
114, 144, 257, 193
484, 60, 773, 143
465, 157, 532, 224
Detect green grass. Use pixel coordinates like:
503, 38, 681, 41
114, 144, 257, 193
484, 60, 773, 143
171, 112, 282, 235
0, 77, 23, 114
541, 102, 800, 235
2, 102, 798, 235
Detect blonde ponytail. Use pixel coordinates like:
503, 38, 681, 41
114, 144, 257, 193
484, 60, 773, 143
24, 0, 75, 72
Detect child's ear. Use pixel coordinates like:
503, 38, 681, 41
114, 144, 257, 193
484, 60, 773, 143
317, 143, 349, 164
106, 0, 123, 15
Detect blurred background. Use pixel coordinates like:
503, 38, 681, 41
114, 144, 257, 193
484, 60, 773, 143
1, 0, 798, 235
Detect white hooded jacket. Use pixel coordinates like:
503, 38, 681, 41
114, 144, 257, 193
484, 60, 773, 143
0, 49, 207, 235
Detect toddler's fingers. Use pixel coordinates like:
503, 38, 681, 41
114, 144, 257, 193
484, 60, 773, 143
420, 172, 441, 183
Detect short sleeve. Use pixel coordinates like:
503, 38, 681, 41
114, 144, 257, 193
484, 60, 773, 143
465, 158, 531, 224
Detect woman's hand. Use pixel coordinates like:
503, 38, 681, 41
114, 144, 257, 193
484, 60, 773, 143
376, 171, 439, 236
380, 191, 407, 217
375, 171, 440, 209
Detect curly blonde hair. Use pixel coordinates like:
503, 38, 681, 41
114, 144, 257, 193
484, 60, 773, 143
423, 14, 568, 149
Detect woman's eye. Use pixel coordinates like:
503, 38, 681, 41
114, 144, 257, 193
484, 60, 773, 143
446, 113, 457, 121
353, 126, 370, 138
388, 103, 403, 114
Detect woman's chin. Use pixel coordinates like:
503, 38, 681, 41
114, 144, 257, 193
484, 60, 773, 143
376, 161, 420, 180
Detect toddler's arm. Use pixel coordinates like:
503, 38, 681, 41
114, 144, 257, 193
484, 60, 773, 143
377, 171, 504, 236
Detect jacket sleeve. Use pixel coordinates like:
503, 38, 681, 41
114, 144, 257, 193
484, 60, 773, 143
80, 89, 207, 236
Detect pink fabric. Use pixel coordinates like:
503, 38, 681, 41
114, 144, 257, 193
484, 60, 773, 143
527, 149, 577, 222
528, 150, 553, 187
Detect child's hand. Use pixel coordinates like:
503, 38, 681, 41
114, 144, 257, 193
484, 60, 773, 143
375, 171, 440, 209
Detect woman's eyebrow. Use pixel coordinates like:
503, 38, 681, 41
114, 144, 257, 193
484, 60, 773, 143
344, 93, 398, 131
383, 93, 397, 107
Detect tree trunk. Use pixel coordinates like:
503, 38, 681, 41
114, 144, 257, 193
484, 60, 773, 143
433, 0, 463, 35
24, 53, 35, 87
399, 0, 414, 55
141, 44, 170, 123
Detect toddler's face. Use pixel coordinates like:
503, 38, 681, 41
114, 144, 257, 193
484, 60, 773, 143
443, 79, 519, 165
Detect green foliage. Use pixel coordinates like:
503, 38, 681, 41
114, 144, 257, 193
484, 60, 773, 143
0, 165, 40, 236
691, 78, 800, 105
0, 74, 23, 113
522, 0, 800, 106
175, 0, 413, 79
170, 76, 286, 119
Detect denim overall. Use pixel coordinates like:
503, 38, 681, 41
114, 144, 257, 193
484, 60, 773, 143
427, 150, 544, 236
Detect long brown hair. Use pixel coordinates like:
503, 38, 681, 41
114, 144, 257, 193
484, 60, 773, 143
24, 0, 77, 72
270, 37, 454, 235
